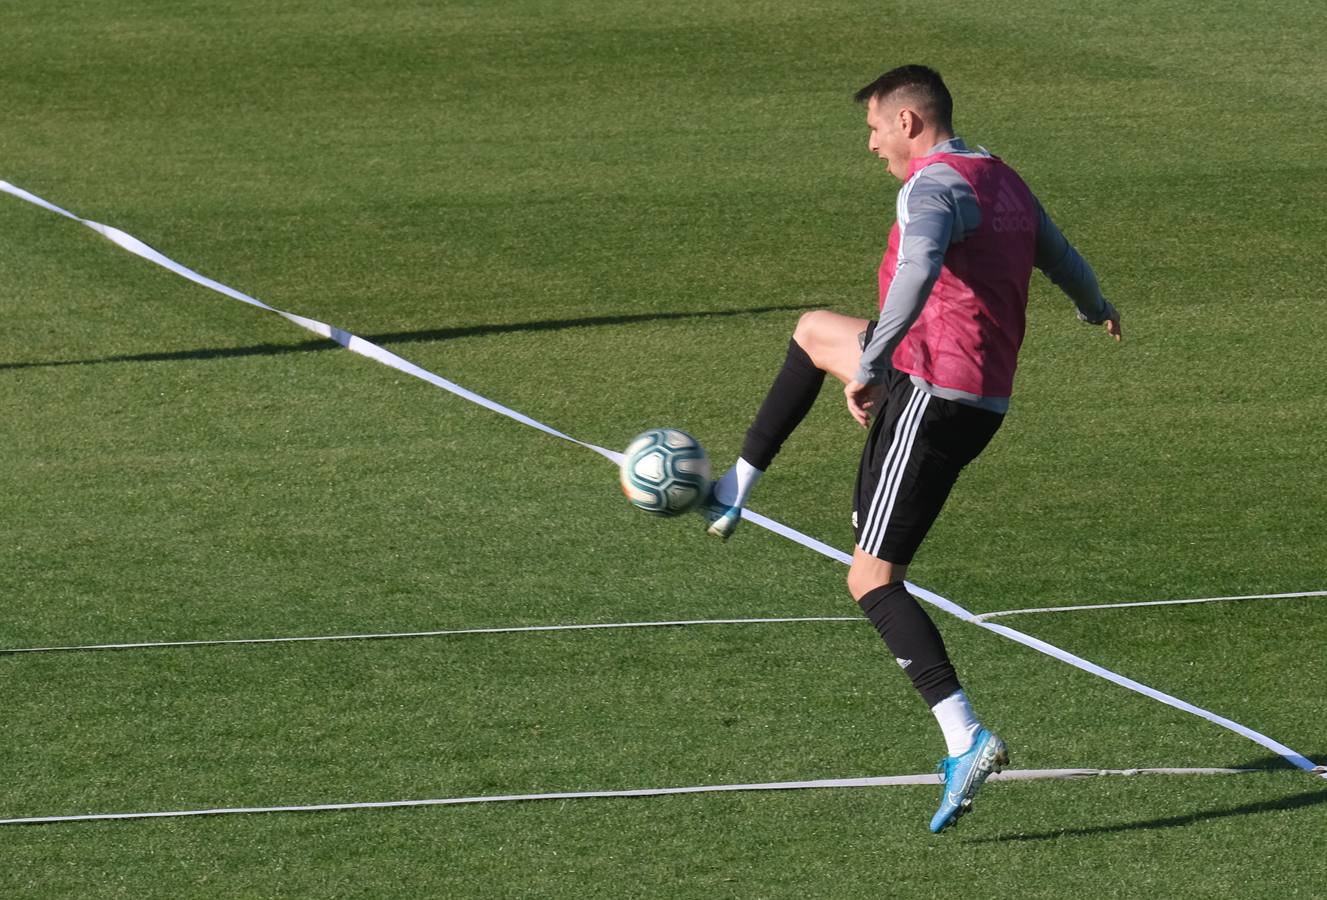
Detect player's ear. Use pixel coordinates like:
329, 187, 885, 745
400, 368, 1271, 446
899, 107, 920, 138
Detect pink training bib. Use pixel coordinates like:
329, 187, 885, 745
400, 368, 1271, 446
879, 151, 1038, 399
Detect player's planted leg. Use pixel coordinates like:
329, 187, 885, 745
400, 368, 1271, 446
929, 726, 1008, 833
856, 580, 1006, 832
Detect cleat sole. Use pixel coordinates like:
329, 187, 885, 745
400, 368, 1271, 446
706, 522, 735, 540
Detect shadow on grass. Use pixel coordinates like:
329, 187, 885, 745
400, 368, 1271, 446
975, 781, 1327, 843
1232, 752, 1327, 771
0, 302, 815, 371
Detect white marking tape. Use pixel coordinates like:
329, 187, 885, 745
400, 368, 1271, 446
0, 181, 623, 466
3, 181, 1323, 783
975, 621, 1321, 774
0, 617, 859, 655
0, 768, 1260, 827
973, 590, 1326, 621
4, 590, 1317, 656
6, 589, 1315, 656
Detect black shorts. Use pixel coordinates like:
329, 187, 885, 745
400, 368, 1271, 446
852, 328, 1003, 564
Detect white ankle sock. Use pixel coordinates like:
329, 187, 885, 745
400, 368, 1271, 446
714, 457, 763, 507
932, 690, 982, 757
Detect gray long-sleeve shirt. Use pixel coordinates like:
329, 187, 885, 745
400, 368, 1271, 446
855, 138, 1117, 413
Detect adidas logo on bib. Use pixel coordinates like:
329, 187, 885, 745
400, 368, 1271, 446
991, 182, 1034, 233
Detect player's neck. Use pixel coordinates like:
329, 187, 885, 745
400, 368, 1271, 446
914, 130, 956, 158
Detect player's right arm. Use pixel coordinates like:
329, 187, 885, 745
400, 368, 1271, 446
846, 171, 961, 427
1033, 200, 1122, 341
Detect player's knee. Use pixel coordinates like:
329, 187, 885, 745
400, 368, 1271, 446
792, 310, 827, 353
846, 558, 905, 601
846, 564, 881, 602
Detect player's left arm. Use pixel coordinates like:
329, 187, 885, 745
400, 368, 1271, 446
1033, 198, 1122, 341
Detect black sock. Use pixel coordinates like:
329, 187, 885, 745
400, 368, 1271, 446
857, 582, 961, 708
740, 338, 825, 471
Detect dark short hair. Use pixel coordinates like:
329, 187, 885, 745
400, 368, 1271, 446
854, 65, 953, 131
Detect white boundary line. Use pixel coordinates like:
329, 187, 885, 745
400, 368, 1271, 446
0, 617, 859, 655
974, 590, 1327, 621
3, 181, 1323, 787
0, 768, 1263, 827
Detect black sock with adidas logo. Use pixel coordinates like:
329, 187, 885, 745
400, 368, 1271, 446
857, 581, 961, 707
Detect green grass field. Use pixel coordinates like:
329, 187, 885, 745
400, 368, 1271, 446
2, 0, 1325, 896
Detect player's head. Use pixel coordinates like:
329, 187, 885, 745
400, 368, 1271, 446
855, 65, 954, 180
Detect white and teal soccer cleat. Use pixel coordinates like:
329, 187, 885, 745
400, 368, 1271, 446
929, 727, 1008, 833
698, 483, 742, 540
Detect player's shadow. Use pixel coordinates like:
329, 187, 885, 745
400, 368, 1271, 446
1230, 752, 1327, 772
972, 758, 1327, 843
0, 302, 815, 371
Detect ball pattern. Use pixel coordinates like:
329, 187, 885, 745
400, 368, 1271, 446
619, 428, 711, 517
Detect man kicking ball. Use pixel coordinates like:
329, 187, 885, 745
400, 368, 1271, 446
702, 65, 1122, 832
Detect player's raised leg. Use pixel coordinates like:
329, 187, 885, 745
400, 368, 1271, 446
702, 310, 869, 538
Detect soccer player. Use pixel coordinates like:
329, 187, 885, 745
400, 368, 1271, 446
701, 65, 1122, 832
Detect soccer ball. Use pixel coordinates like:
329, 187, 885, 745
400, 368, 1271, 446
619, 428, 711, 517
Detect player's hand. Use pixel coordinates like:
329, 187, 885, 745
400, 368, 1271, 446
845, 380, 882, 428
1105, 308, 1123, 342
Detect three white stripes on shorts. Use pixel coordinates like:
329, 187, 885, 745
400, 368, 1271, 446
860, 385, 931, 556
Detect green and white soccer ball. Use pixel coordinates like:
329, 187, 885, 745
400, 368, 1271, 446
619, 428, 711, 517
